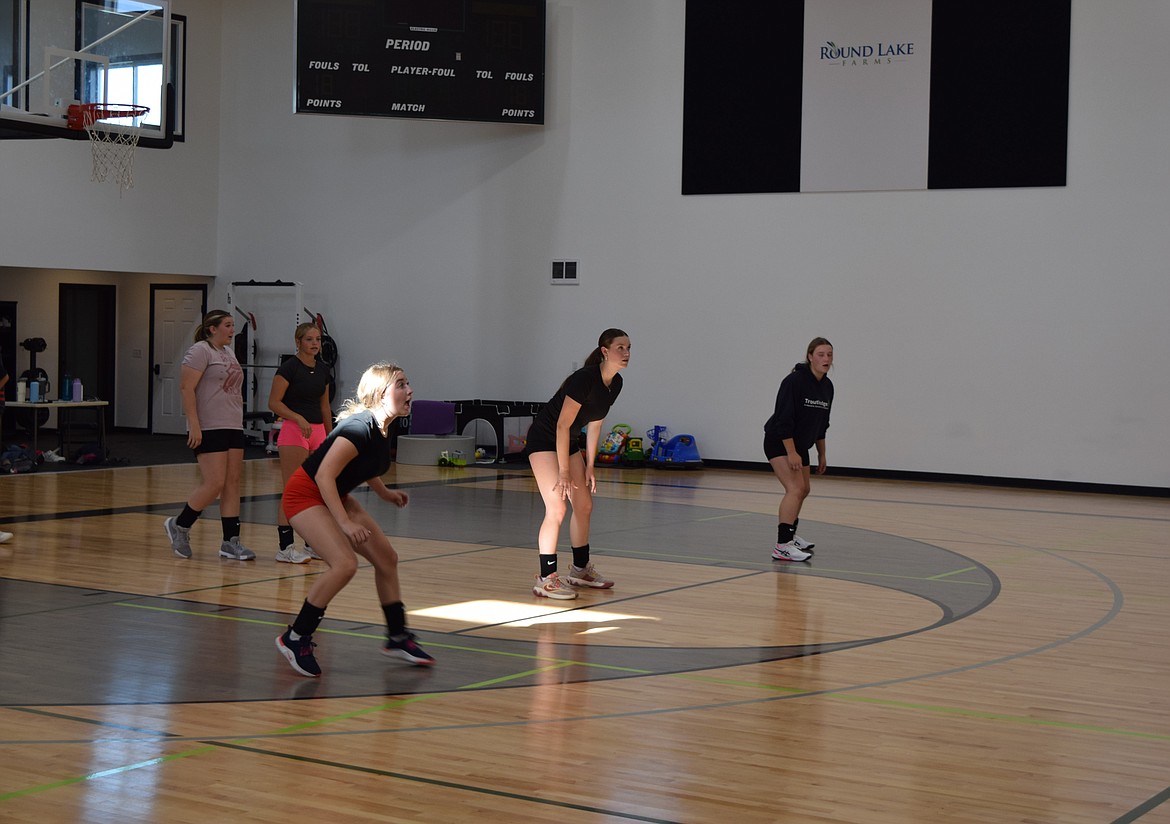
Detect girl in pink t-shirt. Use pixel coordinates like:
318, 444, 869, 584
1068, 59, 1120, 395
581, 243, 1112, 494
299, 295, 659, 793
162, 309, 255, 561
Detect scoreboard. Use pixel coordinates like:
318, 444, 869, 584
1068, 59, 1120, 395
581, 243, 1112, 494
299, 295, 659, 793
296, 0, 545, 125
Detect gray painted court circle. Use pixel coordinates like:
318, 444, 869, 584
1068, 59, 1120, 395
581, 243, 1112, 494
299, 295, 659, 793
0, 479, 999, 706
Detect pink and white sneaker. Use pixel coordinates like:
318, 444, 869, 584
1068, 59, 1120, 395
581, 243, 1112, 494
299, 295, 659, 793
565, 562, 615, 589
533, 572, 578, 600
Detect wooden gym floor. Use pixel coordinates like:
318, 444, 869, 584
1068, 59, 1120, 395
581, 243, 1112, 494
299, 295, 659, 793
0, 457, 1167, 823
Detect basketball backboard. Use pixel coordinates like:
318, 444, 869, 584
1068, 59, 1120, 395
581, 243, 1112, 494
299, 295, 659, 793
0, 0, 174, 147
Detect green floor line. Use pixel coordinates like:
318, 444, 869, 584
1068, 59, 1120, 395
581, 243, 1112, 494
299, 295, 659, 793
0, 746, 214, 801
927, 566, 978, 580
459, 662, 575, 689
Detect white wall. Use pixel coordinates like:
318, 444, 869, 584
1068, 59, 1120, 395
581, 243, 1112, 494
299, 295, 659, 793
0, 0, 223, 273
2, 1, 1167, 488
213, 0, 1170, 488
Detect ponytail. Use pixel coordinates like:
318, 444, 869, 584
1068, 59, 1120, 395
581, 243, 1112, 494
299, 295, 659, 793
336, 362, 403, 422
583, 327, 629, 367
194, 310, 232, 343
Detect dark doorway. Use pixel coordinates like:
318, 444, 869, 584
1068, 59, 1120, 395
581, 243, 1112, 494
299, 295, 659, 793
0, 301, 15, 398
59, 284, 116, 407
0, 301, 15, 437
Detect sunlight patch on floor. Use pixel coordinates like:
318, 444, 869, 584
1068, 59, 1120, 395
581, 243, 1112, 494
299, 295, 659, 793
411, 599, 657, 628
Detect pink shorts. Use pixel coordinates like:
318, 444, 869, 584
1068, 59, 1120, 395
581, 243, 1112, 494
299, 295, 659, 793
277, 420, 327, 451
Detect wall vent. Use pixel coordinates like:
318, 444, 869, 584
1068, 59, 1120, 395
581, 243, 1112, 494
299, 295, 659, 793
550, 260, 579, 285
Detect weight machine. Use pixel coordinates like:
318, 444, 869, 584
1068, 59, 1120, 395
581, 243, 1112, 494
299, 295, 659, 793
225, 280, 306, 447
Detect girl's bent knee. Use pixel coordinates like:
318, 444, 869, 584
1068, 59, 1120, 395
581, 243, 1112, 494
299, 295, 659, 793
331, 559, 358, 580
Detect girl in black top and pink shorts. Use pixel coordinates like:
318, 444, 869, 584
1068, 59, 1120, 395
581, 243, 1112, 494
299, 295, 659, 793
268, 322, 332, 564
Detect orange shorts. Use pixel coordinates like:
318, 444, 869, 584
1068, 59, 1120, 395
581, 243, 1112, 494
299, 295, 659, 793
282, 467, 351, 520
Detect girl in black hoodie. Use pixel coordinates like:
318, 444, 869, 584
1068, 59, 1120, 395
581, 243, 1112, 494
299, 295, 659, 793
763, 337, 834, 561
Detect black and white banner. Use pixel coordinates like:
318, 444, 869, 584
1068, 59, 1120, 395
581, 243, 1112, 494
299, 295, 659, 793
682, 0, 1070, 195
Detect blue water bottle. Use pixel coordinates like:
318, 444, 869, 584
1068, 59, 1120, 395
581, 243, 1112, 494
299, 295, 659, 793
62, 373, 72, 401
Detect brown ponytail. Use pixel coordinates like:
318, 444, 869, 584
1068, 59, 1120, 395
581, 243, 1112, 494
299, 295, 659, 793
194, 310, 232, 343
583, 327, 629, 367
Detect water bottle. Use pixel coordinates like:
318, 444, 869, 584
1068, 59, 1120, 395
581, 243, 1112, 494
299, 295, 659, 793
61, 373, 72, 401
73, 378, 84, 402
29, 379, 40, 402
16, 378, 26, 403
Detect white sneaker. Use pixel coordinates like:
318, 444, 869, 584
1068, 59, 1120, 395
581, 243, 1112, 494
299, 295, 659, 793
533, 573, 578, 600
792, 535, 815, 553
772, 541, 812, 562
0, 531, 12, 544
276, 546, 313, 564
304, 545, 321, 560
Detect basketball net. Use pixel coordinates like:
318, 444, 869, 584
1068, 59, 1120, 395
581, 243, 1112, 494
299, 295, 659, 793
68, 104, 149, 195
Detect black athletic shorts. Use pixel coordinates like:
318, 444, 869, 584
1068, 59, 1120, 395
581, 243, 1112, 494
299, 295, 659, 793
525, 441, 580, 459
193, 428, 246, 455
523, 424, 582, 458
763, 432, 810, 466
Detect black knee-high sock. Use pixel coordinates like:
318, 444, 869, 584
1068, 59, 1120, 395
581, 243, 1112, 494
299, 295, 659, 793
176, 505, 201, 529
221, 516, 241, 541
539, 554, 558, 579
777, 523, 796, 544
291, 599, 326, 638
277, 525, 295, 550
571, 543, 590, 569
383, 601, 406, 637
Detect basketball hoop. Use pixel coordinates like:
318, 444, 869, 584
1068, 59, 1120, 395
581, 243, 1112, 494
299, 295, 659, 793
66, 103, 149, 194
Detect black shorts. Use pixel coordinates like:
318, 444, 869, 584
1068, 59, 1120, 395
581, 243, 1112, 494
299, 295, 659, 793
524, 426, 581, 458
763, 432, 810, 466
193, 428, 246, 455
525, 441, 580, 459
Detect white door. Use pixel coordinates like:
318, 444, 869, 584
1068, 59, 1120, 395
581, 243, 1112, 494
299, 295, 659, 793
152, 288, 203, 435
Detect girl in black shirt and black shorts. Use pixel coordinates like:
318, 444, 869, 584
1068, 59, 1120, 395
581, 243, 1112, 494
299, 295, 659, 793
526, 328, 631, 600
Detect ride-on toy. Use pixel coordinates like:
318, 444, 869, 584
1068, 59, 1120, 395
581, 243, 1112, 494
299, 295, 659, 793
645, 426, 703, 469
596, 424, 631, 465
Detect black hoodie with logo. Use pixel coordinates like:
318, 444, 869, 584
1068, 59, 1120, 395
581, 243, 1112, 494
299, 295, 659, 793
763, 362, 833, 451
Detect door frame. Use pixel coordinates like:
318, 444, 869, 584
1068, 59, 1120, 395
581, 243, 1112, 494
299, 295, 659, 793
148, 284, 207, 433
